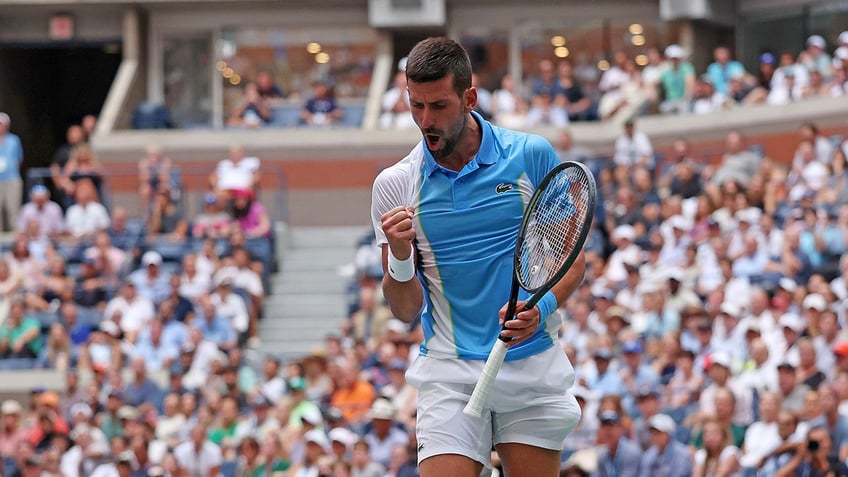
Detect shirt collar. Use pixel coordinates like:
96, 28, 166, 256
421, 110, 496, 177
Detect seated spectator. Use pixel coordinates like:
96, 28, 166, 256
362, 398, 408, 468
192, 295, 237, 350
526, 59, 567, 127
191, 193, 232, 240
22, 218, 56, 265
379, 71, 415, 130
640, 47, 667, 108
594, 409, 642, 477
706, 46, 748, 96
29, 255, 73, 310
137, 145, 173, 213
209, 144, 260, 195
706, 131, 762, 187
38, 322, 70, 370
4, 234, 44, 292
83, 232, 128, 285
65, 178, 110, 242
693, 417, 741, 476
209, 276, 249, 345
0, 298, 43, 359
174, 424, 223, 477
691, 77, 727, 115
613, 118, 654, 169
147, 186, 188, 241
491, 73, 527, 129
300, 79, 343, 127
107, 207, 142, 254
598, 57, 645, 120
231, 189, 271, 240
17, 185, 65, 239
800, 35, 833, 81
227, 81, 272, 128
659, 44, 696, 115
61, 144, 105, 202
640, 414, 693, 476
123, 356, 162, 409
178, 254, 211, 302
776, 424, 848, 476
554, 60, 594, 122
768, 51, 809, 105
50, 125, 86, 208
102, 281, 155, 342
128, 251, 171, 305
71, 257, 107, 309
256, 70, 285, 100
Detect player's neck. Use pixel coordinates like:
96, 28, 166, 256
437, 113, 482, 172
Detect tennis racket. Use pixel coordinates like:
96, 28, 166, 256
463, 161, 597, 418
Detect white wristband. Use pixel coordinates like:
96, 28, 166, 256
388, 249, 415, 282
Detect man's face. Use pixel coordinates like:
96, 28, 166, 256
407, 74, 474, 161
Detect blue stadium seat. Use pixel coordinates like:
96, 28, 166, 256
31, 311, 60, 330
0, 358, 37, 370
76, 307, 104, 328
220, 461, 237, 477
148, 239, 192, 263
341, 103, 366, 127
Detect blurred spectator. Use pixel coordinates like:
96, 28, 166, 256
613, 118, 654, 169
346, 278, 392, 348
768, 51, 808, 105
641, 47, 666, 108
137, 145, 173, 213
598, 58, 645, 120
122, 356, 162, 408
362, 398, 407, 468
210, 144, 260, 195
193, 295, 237, 350
556, 129, 593, 164
0, 112, 23, 232
379, 71, 415, 130
178, 254, 211, 302
230, 189, 271, 240
174, 424, 222, 477
17, 184, 65, 238
83, 232, 128, 285
146, 186, 188, 241
228, 81, 272, 128
659, 45, 695, 115
526, 59, 567, 127
209, 276, 250, 344
103, 281, 155, 342
594, 409, 642, 477
0, 298, 43, 359
598, 51, 631, 103
706, 46, 748, 96
192, 193, 232, 239
50, 125, 86, 208
491, 74, 527, 129
65, 178, 110, 242
81, 115, 97, 140
61, 144, 105, 202
639, 414, 692, 476
691, 77, 726, 115
331, 359, 376, 429
776, 424, 848, 476
301, 79, 343, 127
471, 73, 493, 120
350, 439, 385, 477
0, 399, 27, 459
256, 70, 285, 99
800, 35, 833, 81
129, 251, 171, 305
707, 131, 761, 188
554, 61, 594, 122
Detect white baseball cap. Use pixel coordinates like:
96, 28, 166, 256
141, 251, 163, 267
664, 44, 685, 59
839, 31, 848, 44
802, 293, 827, 311
304, 429, 331, 452
807, 35, 826, 49
648, 414, 677, 434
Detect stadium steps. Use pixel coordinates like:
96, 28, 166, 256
258, 225, 368, 361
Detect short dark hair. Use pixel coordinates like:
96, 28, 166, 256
405, 37, 472, 98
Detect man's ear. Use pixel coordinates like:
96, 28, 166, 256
464, 87, 478, 113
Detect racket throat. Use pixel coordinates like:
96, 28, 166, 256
499, 280, 522, 343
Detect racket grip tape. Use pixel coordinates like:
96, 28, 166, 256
463, 340, 509, 418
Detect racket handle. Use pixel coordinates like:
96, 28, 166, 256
463, 339, 509, 418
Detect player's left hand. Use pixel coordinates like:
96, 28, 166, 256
498, 300, 540, 347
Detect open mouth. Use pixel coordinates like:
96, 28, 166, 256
425, 134, 441, 148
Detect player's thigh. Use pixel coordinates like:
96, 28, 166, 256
419, 453, 484, 477
495, 442, 561, 477
415, 380, 494, 469
491, 391, 580, 456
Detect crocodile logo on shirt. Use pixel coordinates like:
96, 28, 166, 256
495, 183, 513, 194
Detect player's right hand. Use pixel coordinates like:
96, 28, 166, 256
381, 205, 416, 259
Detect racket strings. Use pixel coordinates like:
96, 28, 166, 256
518, 168, 593, 290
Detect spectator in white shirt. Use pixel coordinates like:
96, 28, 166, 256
613, 119, 654, 169
102, 281, 155, 342
65, 178, 110, 241
174, 424, 223, 477
209, 144, 260, 194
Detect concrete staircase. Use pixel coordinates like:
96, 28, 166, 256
258, 225, 370, 361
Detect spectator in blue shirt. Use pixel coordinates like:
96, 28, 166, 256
133, 319, 178, 372
595, 410, 642, 477
193, 296, 237, 349
301, 79, 343, 127
639, 414, 693, 477
123, 356, 163, 409
130, 251, 172, 305
0, 112, 23, 232
706, 46, 747, 95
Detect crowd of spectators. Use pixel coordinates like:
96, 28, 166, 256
374, 31, 848, 131
2, 31, 848, 477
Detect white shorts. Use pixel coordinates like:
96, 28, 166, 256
406, 344, 582, 468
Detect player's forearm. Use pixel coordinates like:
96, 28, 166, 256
550, 250, 586, 308
383, 276, 423, 323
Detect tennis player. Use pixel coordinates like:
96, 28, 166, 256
371, 37, 585, 477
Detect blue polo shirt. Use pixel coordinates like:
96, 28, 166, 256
372, 111, 561, 361
0, 132, 23, 182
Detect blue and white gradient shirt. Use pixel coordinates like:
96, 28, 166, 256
371, 111, 561, 361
